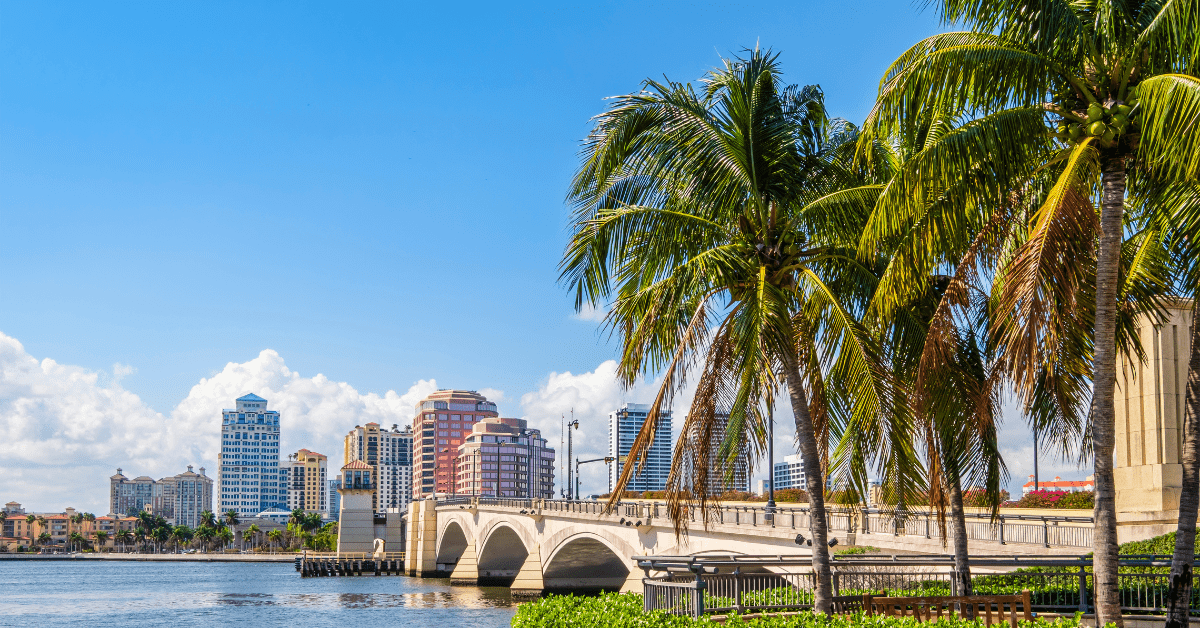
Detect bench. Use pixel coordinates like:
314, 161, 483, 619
866, 591, 1033, 627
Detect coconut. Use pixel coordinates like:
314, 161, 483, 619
1088, 121, 1107, 136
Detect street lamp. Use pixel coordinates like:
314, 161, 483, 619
565, 419, 579, 499
575, 457, 615, 502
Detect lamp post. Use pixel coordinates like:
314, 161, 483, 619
766, 410, 776, 521
566, 418, 578, 499
576, 457, 615, 501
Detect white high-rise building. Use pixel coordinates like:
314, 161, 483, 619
608, 403, 673, 492
218, 393, 283, 517
773, 453, 808, 490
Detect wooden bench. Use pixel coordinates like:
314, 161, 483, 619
831, 592, 884, 614
865, 591, 1033, 627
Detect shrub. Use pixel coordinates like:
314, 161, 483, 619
774, 489, 808, 503
1013, 490, 1068, 508
834, 545, 880, 556
512, 592, 1087, 628
1053, 491, 1093, 509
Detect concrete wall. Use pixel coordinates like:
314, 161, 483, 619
336, 488, 375, 553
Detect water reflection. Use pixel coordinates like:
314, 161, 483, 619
2, 561, 518, 627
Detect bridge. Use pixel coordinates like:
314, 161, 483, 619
403, 496, 1095, 596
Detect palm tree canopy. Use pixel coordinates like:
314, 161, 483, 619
563, 48, 902, 534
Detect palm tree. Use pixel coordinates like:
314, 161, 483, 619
223, 510, 239, 529
562, 48, 896, 613
267, 529, 283, 553
24, 515, 35, 545
92, 531, 108, 552
151, 525, 170, 553
245, 524, 261, 551
217, 527, 233, 552
116, 529, 134, 553
67, 531, 85, 553
199, 510, 217, 529
171, 526, 193, 553
865, 3, 1200, 624
37, 532, 51, 548
195, 526, 215, 553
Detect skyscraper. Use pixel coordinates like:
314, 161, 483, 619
411, 390, 498, 499
284, 449, 329, 516
109, 469, 155, 516
344, 423, 413, 511
608, 403, 673, 492
700, 411, 751, 494
218, 393, 283, 517
455, 417, 555, 497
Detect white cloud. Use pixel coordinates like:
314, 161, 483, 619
0, 331, 435, 515
478, 387, 506, 403
571, 303, 608, 323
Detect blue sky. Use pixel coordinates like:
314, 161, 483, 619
1, 0, 945, 410
2, 1, 1068, 510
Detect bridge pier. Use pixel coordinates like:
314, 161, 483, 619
449, 541, 479, 585
510, 543, 544, 598
407, 498, 439, 577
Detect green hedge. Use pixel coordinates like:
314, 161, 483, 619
512, 592, 1088, 628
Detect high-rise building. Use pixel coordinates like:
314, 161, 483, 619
773, 453, 808, 491
328, 478, 341, 521
218, 393, 283, 518
608, 403, 673, 492
411, 390, 499, 499
171, 465, 214, 528
109, 469, 156, 516
284, 449, 329, 516
151, 476, 177, 521
455, 417, 555, 497
344, 423, 413, 511
700, 411, 751, 494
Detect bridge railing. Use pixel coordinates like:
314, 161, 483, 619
637, 554, 1200, 618
432, 497, 1093, 549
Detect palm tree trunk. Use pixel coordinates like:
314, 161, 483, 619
782, 354, 833, 614
947, 475, 973, 597
1092, 162, 1127, 628
1165, 303, 1200, 628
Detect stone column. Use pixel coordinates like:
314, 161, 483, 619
510, 542, 544, 597
1114, 301, 1194, 542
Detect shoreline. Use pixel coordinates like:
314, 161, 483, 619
0, 552, 296, 562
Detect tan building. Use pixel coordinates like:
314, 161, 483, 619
285, 449, 329, 516
455, 417, 555, 498
411, 390, 499, 499
1114, 299, 1195, 541
344, 423, 413, 512
108, 466, 212, 525
0, 503, 137, 550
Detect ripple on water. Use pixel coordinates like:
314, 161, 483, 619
0, 560, 519, 628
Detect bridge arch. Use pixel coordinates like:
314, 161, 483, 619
475, 522, 530, 586
436, 519, 471, 567
541, 530, 635, 592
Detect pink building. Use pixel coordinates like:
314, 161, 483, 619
411, 390, 499, 498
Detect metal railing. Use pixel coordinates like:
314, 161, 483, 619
433, 497, 1094, 549
638, 554, 1200, 618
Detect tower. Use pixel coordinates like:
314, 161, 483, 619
608, 403, 673, 492
217, 393, 283, 518
410, 390, 498, 499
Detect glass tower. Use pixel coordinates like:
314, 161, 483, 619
608, 403, 673, 492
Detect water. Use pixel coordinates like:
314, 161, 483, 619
0, 560, 518, 627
